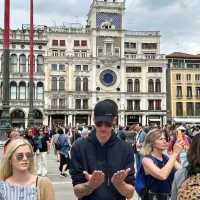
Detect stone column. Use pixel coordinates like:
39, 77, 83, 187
68, 115, 72, 127
49, 115, 52, 129
88, 115, 91, 125
142, 115, 146, 126
64, 115, 67, 127
25, 117, 28, 128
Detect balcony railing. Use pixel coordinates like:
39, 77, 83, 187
9, 72, 44, 77
47, 26, 88, 34
125, 54, 165, 60
0, 29, 48, 42
49, 106, 68, 110
47, 50, 92, 58
6, 99, 44, 107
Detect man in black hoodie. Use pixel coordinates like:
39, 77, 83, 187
70, 100, 135, 200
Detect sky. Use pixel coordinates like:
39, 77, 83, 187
0, 0, 200, 54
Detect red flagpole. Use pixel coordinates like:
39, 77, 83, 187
28, 0, 34, 127
3, 0, 10, 49
29, 0, 34, 76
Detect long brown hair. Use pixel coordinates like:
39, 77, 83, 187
187, 134, 200, 166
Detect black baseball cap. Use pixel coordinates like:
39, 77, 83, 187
94, 101, 117, 123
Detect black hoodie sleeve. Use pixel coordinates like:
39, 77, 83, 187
124, 146, 135, 186
69, 141, 87, 186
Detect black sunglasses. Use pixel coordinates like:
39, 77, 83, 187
15, 152, 34, 161
95, 121, 112, 127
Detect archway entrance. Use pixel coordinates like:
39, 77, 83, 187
52, 115, 65, 128
127, 115, 140, 125
10, 109, 25, 129
75, 115, 89, 125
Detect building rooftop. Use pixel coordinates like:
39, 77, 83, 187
166, 52, 200, 59
91, 0, 125, 8
125, 31, 160, 37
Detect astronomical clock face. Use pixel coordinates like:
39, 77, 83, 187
100, 69, 117, 87
96, 12, 121, 29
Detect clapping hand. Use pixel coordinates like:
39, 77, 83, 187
83, 170, 105, 190
111, 168, 131, 187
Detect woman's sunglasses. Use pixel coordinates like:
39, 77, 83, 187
95, 121, 112, 127
15, 152, 34, 161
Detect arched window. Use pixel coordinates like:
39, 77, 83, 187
33, 109, 43, 119
155, 79, 161, 93
10, 81, 17, 99
19, 82, 26, 100
10, 54, 18, 73
134, 79, 140, 92
59, 77, 65, 91
28, 55, 35, 72
11, 110, 25, 119
148, 79, 154, 93
27, 82, 35, 100
75, 77, 81, 91
83, 77, 88, 92
127, 79, 133, 92
37, 55, 44, 73
19, 54, 26, 73
36, 82, 44, 100
51, 77, 57, 91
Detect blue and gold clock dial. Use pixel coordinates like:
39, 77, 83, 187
100, 69, 117, 86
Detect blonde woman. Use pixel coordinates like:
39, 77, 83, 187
0, 139, 55, 200
139, 129, 182, 200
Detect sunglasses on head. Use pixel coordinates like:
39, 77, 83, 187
95, 121, 112, 127
15, 152, 34, 161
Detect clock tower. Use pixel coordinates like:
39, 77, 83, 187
87, 0, 126, 116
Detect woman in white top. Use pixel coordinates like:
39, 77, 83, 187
0, 138, 55, 200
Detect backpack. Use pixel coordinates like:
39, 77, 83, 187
177, 174, 200, 200
135, 162, 149, 199
57, 135, 70, 151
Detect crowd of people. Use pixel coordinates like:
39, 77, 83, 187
0, 100, 200, 199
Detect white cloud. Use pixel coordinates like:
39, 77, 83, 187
0, 0, 199, 54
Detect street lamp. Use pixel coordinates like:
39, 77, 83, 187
0, 0, 11, 140
28, 0, 34, 127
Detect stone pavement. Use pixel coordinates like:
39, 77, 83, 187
47, 151, 76, 200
